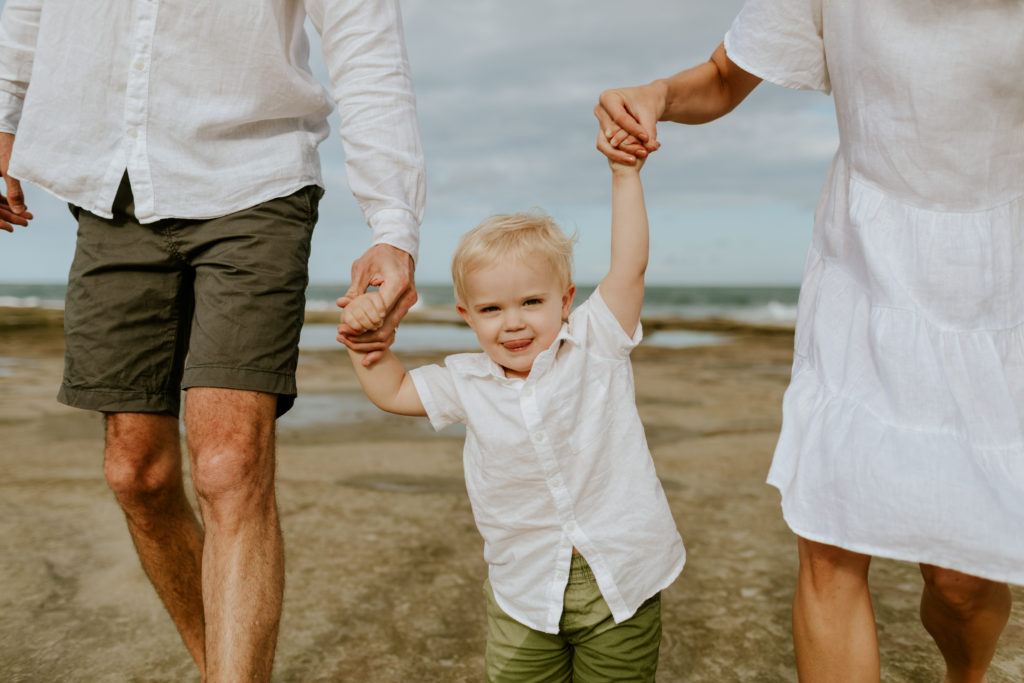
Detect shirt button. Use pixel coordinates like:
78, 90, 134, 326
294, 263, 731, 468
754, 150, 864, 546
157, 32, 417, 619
566, 521, 577, 532
532, 432, 544, 443
548, 476, 561, 488
523, 387, 533, 397
128, 129, 138, 139
555, 572, 566, 582
134, 60, 145, 70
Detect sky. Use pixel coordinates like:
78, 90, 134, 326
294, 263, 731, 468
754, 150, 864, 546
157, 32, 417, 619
0, 0, 839, 286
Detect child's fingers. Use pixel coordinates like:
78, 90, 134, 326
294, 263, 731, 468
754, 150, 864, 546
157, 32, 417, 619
609, 129, 631, 148
596, 130, 637, 165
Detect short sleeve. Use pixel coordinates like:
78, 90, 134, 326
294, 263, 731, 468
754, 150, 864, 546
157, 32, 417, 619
569, 288, 643, 360
724, 0, 831, 94
408, 363, 466, 431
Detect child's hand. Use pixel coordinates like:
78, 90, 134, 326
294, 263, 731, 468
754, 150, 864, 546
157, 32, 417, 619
608, 139, 646, 173
598, 126, 649, 171
339, 291, 388, 335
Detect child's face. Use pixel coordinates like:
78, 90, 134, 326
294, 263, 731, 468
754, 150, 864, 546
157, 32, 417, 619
457, 258, 575, 379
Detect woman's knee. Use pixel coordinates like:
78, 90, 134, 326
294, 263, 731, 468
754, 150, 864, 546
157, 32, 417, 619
798, 537, 872, 590
920, 565, 1007, 618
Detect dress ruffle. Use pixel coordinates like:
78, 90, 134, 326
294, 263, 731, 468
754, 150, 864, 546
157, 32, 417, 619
769, 156, 1024, 583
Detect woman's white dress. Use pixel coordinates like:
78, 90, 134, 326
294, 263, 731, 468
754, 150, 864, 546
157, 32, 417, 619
725, 0, 1024, 583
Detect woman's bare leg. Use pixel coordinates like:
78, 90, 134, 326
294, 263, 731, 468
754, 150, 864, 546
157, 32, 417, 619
793, 537, 879, 682
919, 564, 1011, 683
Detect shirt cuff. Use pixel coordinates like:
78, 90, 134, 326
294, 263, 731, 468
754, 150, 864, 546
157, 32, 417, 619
369, 208, 420, 263
0, 90, 24, 133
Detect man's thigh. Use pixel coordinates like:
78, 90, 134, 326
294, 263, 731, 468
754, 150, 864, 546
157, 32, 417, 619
60, 189, 194, 415
483, 579, 572, 683
60, 182, 321, 417
178, 185, 321, 416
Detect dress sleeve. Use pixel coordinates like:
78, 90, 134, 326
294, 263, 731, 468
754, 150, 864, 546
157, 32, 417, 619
408, 363, 466, 431
305, 0, 426, 260
724, 0, 830, 94
0, 0, 42, 133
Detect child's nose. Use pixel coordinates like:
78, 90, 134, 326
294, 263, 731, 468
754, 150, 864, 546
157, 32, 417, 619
503, 310, 525, 329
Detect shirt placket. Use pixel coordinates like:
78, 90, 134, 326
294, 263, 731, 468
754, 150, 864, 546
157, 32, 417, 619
518, 381, 579, 602
123, 0, 158, 218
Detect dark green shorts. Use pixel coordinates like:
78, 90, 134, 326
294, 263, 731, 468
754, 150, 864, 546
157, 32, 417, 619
58, 176, 322, 417
484, 554, 662, 682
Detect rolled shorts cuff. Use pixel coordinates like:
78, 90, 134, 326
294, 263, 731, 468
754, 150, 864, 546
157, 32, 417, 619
182, 365, 297, 415
57, 384, 181, 415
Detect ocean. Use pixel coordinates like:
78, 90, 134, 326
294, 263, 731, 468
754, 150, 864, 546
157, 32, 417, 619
0, 282, 799, 352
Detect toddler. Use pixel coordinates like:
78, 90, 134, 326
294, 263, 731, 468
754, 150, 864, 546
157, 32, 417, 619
339, 154, 683, 682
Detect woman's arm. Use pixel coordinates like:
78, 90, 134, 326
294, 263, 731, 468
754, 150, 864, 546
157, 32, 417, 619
595, 43, 762, 164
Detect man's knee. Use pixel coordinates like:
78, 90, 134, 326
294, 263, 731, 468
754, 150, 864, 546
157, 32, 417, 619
104, 412, 183, 507
189, 441, 276, 535
921, 565, 1005, 619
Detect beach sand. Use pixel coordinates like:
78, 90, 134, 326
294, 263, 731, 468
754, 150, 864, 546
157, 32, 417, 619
1, 308, 1021, 681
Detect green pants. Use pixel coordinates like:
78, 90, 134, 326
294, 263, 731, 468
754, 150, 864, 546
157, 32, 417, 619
484, 554, 662, 682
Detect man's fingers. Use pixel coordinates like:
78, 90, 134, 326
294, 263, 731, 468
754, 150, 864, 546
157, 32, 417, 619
3, 176, 26, 214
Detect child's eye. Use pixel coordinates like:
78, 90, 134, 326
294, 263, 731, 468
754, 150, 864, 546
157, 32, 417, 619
479, 305, 499, 313
524, 298, 543, 306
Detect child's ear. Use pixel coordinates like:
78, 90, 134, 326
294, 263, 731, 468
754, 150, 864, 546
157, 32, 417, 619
456, 303, 475, 329
561, 283, 576, 318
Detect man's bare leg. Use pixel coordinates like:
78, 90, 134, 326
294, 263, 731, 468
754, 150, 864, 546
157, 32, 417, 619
919, 564, 1011, 683
792, 537, 879, 682
104, 413, 207, 674
186, 387, 282, 682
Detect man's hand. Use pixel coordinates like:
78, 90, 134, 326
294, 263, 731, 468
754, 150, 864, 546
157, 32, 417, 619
0, 132, 32, 232
336, 243, 417, 365
594, 82, 667, 165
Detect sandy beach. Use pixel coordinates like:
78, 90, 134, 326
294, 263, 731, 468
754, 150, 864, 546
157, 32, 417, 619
1, 307, 1021, 682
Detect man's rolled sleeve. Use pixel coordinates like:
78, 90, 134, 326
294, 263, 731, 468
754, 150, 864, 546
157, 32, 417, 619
312, 0, 426, 260
369, 207, 421, 262
0, 0, 42, 133
0, 91, 23, 133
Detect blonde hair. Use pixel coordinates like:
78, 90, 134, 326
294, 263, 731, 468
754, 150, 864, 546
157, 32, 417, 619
452, 211, 576, 304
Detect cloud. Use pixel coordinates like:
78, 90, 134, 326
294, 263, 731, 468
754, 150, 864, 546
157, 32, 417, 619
1, 0, 838, 285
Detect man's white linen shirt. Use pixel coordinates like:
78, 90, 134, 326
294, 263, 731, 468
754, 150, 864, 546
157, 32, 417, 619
409, 289, 685, 634
0, 0, 424, 256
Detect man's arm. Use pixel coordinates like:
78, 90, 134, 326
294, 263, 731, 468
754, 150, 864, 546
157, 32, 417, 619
0, 132, 31, 232
595, 43, 762, 164
308, 0, 426, 360
0, 0, 42, 232
343, 346, 426, 417
597, 157, 648, 337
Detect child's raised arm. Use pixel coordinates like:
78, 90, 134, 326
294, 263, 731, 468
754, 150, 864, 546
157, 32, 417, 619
342, 343, 427, 417
597, 156, 648, 337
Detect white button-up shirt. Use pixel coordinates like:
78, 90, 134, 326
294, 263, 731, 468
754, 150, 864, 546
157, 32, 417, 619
0, 0, 425, 256
410, 290, 685, 634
